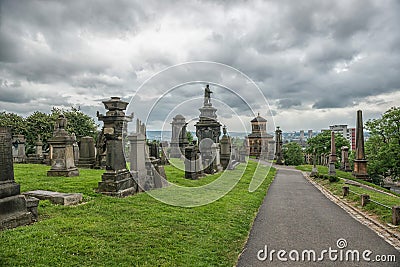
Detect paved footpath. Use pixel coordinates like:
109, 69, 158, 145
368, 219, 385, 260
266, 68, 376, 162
237, 166, 400, 266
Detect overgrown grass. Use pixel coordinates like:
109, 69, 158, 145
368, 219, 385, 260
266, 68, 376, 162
297, 165, 400, 230
1, 162, 275, 266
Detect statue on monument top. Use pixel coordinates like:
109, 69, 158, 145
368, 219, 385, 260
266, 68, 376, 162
204, 84, 212, 106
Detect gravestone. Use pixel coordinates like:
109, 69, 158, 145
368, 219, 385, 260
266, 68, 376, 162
328, 131, 336, 175
310, 148, 318, 177
170, 115, 188, 158
340, 146, 351, 172
353, 110, 370, 181
220, 126, 231, 170
239, 146, 247, 163
0, 127, 37, 230
128, 118, 148, 190
72, 133, 79, 167
12, 134, 26, 163
184, 146, 199, 179
77, 136, 96, 168
47, 114, 79, 177
24, 190, 82, 206
26, 135, 44, 164
97, 97, 138, 197
159, 142, 169, 165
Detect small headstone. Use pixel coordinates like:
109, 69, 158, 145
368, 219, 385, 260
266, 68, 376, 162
12, 134, 26, 163
78, 136, 96, 168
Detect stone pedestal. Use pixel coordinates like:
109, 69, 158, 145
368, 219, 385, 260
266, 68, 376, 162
184, 146, 203, 179
78, 136, 96, 168
96, 97, 138, 197
275, 127, 283, 165
47, 115, 79, 177
0, 127, 37, 230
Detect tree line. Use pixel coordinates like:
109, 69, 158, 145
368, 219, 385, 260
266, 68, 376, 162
0, 107, 98, 154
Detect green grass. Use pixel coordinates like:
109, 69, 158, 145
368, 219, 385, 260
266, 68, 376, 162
1, 162, 275, 266
297, 165, 400, 229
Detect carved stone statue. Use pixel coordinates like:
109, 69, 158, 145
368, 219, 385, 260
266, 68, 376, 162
204, 84, 212, 105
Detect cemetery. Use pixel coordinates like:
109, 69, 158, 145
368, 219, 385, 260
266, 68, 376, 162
1, 84, 399, 265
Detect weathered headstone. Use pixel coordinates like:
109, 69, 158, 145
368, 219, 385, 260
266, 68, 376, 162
328, 131, 336, 175
77, 136, 96, 168
94, 129, 107, 169
12, 134, 26, 163
0, 127, 38, 230
184, 146, 199, 179
47, 114, 79, 177
353, 110, 370, 181
170, 115, 188, 158
96, 97, 138, 197
24, 190, 82, 206
220, 126, 231, 170
159, 142, 169, 165
72, 133, 79, 167
340, 146, 351, 172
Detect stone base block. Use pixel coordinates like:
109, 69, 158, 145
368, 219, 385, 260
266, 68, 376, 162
97, 170, 138, 197
0, 195, 33, 230
47, 168, 79, 177
24, 190, 82, 206
25, 196, 39, 221
0, 182, 21, 199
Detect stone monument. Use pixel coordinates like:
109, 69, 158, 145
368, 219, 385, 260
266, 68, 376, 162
195, 85, 221, 173
77, 136, 96, 168
11, 134, 26, 163
353, 110, 370, 181
170, 115, 188, 158
275, 127, 283, 165
94, 129, 107, 169
96, 97, 138, 197
47, 114, 79, 177
328, 131, 336, 175
220, 126, 231, 170
340, 146, 351, 172
184, 145, 201, 179
310, 148, 318, 177
0, 127, 38, 230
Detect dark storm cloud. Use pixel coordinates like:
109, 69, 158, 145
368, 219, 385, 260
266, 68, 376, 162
0, 0, 399, 130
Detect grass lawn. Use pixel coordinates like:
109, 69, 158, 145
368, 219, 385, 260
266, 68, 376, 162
1, 161, 275, 266
297, 165, 400, 230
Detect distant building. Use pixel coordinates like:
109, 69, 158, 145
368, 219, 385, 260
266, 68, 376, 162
322, 125, 356, 150
246, 113, 274, 159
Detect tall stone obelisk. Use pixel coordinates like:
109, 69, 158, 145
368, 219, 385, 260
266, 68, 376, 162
353, 110, 370, 181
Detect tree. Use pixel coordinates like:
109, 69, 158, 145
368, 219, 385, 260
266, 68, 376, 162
0, 111, 26, 135
282, 142, 304, 166
306, 131, 350, 166
51, 107, 98, 139
25, 111, 55, 152
365, 106, 400, 182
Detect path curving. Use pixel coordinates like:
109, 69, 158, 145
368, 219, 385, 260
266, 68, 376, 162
237, 164, 400, 266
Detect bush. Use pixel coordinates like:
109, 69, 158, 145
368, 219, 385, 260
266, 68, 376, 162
329, 175, 340, 183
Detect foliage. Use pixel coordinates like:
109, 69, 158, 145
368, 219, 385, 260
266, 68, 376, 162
186, 131, 194, 144
0, 108, 98, 153
0, 162, 275, 266
0, 111, 26, 135
282, 142, 304, 166
306, 130, 350, 165
365, 106, 400, 182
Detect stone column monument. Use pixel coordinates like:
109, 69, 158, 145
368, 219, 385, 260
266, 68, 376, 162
47, 114, 79, 177
340, 146, 351, 172
128, 118, 147, 180
275, 127, 283, 165
0, 127, 37, 230
96, 97, 138, 197
310, 148, 318, 177
195, 85, 221, 173
328, 131, 336, 175
170, 115, 188, 158
77, 136, 96, 168
353, 110, 370, 181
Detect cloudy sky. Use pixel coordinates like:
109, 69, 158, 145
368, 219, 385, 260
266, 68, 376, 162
1, 0, 399, 133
